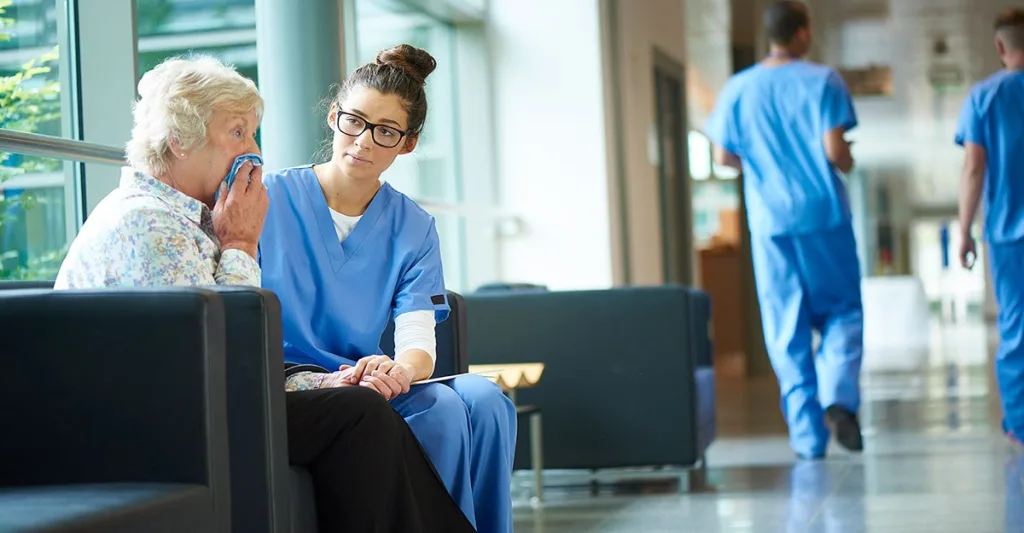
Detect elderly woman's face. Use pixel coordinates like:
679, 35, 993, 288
184, 106, 260, 204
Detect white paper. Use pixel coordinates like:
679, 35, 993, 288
411, 370, 500, 386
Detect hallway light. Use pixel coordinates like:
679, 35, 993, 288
688, 130, 711, 180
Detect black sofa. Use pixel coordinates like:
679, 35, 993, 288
0, 281, 469, 533
463, 285, 716, 474
0, 286, 232, 533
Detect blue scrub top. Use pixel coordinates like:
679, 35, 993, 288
704, 61, 858, 236
258, 166, 451, 369
955, 70, 1024, 244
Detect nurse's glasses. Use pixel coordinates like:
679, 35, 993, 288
336, 111, 410, 149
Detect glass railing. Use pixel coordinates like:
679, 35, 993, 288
0, 129, 125, 166
0, 129, 124, 280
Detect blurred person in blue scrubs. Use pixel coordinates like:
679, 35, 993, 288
705, 0, 864, 459
258, 44, 517, 533
955, 9, 1024, 447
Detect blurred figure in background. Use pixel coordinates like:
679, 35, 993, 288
705, 0, 864, 459
955, 9, 1024, 447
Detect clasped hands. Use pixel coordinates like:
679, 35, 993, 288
320, 355, 414, 400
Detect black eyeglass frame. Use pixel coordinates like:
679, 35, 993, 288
335, 111, 411, 148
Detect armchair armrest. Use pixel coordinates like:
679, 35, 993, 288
205, 286, 290, 533
0, 286, 230, 530
438, 291, 469, 375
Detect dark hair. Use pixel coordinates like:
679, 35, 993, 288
995, 9, 1024, 50
764, 1, 810, 46
333, 44, 437, 135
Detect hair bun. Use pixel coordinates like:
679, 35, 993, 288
375, 44, 437, 86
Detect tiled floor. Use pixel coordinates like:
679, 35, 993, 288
511, 321, 1024, 532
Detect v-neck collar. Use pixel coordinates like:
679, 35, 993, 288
300, 166, 392, 274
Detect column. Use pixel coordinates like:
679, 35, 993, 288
255, 0, 346, 171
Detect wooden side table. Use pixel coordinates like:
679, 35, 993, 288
469, 363, 545, 502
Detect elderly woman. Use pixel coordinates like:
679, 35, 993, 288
53, 56, 474, 533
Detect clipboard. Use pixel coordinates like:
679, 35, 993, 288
411, 369, 501, 386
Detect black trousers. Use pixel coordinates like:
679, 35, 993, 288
286, 386, 476, 533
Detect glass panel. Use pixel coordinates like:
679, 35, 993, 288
351, 0, 461, 205
0, 154, 70, 279
136, 1, 258, 87
137, 0, 256, 36
137, 0, 258, 146
430, 210, 467, 293
1, 0, 73, 280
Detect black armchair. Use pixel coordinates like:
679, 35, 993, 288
0, 286, 231, 533
463, 285, 716, 474
0, 282, 470, 533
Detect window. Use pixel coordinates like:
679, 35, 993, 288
348, 0, 470, 290
136, 1, 258, 84
136, 0, 259, 150
0, 0, 73, 280
349, 0, 461, 205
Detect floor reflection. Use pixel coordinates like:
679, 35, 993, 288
513, 320, 1023, 532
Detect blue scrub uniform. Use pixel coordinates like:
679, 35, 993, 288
258, 166, 517, 533
955, 71, 1024, 440
705, 61, 863, 457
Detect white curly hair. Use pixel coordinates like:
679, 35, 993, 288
126, 55, 264, 176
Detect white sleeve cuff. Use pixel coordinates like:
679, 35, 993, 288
394, 310, 436, 362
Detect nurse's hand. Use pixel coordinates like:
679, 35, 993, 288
213, 161, 269, 259
342, 356, 413, 399
345, 355, 400, 384
358, 370, 411, 400
959, 234, 977, 270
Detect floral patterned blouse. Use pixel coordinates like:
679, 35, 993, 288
54, 167, 260, 289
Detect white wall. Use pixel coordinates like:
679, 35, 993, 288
814, 0, 1014, 209
685, 0, 733, 129
487, 0, 614, 290
607, 0, 688, 285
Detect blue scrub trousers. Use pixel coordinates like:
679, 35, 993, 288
390, 375, 517, 533
750, 223, 864, 457
988, 239, 1024, 439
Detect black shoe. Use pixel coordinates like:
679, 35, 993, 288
826, 405, 864, 452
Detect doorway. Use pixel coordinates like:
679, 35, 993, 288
653, 49, 693, 285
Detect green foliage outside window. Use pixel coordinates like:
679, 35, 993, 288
0, 0, 66, 280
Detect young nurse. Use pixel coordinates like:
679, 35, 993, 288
258, 44, 517, 533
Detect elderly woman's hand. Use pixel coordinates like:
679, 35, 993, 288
340, 356, 414, 400
213, 161, 269, 259
318, 370, 356, 389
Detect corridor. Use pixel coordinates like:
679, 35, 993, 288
512, 321, 1022, 532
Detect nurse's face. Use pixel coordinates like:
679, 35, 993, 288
329, 86, 418, 182
176, 106, 261, 206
